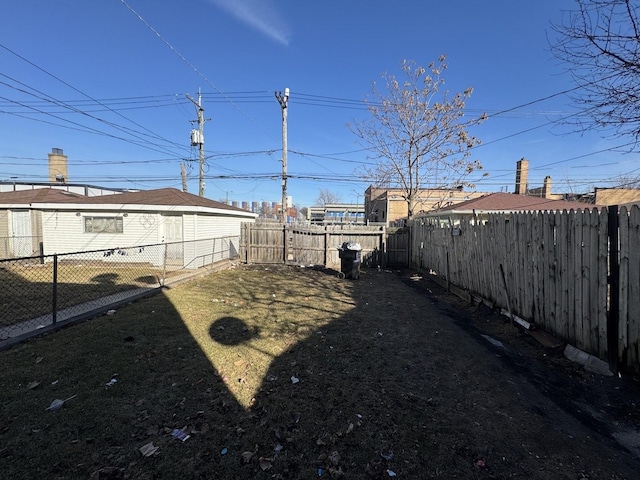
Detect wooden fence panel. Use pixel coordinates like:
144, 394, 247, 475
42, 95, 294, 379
621, 205, 640, 372
619, 207, 629, 362
289, 227, 325, 266
387, 231, 409, 267
242, 222, 385, 268
597, 209, 609, 360
245, 224, 284, 264
408, 207, 630, 372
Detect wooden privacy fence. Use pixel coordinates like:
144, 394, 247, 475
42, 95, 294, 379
409, 206, 640, 375
241, 222, 387, 268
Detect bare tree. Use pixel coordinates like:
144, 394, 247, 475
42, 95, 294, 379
351, 57, 486, 220
551, 0, 640, 145
316, 189, 341, 206
298, 206, 309, 220
613, 174, 640, 188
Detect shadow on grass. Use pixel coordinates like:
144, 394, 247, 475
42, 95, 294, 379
209, 316, 259, 346
0, 265, 161, 333
91, 273, 119, 284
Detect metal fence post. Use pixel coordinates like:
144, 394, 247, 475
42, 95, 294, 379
210, 238, 216, 268
52, 254, 58, 324
162, 243, 168, 286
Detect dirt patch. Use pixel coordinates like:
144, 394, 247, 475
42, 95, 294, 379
400, 268, 640, 464
0, 264, 639, 479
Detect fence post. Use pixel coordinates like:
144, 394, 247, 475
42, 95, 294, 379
324, 227, 330, 266
162, 243, 168, 287
210, 238, 216, 268
283, 224, 289, 264
52, 254, 58, 324
407, 224, 412, 268
607, 205, 620, 374
245, 223, 251, 263
446, 250, 450, 292
381, 226, 387, 269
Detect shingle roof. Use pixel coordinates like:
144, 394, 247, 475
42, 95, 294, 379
0, 188, 85, 204
425, 192, 598, 214
77, 188, 245, 211
0, 187, 249, 213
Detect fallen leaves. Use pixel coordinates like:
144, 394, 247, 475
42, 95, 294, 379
139, 442, 159, 457
259, 456, 273, 471
241, 451, 254, 463
328, 450, 341, 466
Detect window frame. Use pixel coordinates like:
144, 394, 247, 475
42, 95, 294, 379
83, 216, 124, 234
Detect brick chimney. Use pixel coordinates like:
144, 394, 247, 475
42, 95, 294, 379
543, 176, 552, 199
515, 158, 529, 195
48, 148, 68, 183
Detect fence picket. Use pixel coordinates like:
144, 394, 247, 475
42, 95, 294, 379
626, 206, 640, 370
598, 209, 609, 360
404, 204, 638, 375
588, 209, 600, 355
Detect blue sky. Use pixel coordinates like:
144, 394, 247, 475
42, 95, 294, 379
1, 0, 637, 207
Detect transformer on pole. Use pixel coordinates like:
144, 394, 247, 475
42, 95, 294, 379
187, 89, 207, 197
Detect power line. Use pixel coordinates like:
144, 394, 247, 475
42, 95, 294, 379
0, 76, 187, 157
120, 0, 275, 143
0, 44, 188, 157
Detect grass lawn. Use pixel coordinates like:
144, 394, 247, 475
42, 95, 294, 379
1, 264, 638, 479
0, 262, 178, 326
0, 265, 359, 479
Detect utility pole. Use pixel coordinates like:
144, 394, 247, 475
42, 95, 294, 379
187, 89, 207, 197
180, 162, 188, 192
275, 87, 289, 223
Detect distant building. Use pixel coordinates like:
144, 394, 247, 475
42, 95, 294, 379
594, 188, 640, 208
364, 159, 574, 226
418, 192, 597, 227
364, 186, 487, 226
307, 203, 365, 225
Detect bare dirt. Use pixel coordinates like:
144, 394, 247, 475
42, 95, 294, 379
393, 266, 640, 479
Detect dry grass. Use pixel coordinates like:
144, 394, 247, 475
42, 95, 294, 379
0, 265, 638, 479
0, 262, 179, 326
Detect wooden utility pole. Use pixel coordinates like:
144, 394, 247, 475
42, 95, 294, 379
180, 162, 188, 192
187, 90, 206, 196
275, 87, 289, 223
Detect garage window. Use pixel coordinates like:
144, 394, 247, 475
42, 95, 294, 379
84, 216, 124, 234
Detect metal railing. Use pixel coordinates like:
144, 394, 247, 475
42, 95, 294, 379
0, 235, 240, 344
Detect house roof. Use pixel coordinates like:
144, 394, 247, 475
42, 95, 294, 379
0, 188, 86, 204
0, 187, 254, 215
422, 192, 598, 216
76, 188, 246, 211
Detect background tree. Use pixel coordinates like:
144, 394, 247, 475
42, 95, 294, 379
613, 174, 640, 189
351, 57, 486, 220
316, 189, 341, 206
551, 0, 640, 146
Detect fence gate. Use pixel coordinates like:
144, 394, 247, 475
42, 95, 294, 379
386, 230, 409, 267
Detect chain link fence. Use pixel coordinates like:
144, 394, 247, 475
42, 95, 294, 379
0, 236, 40, 259
0, 235, 240, 344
